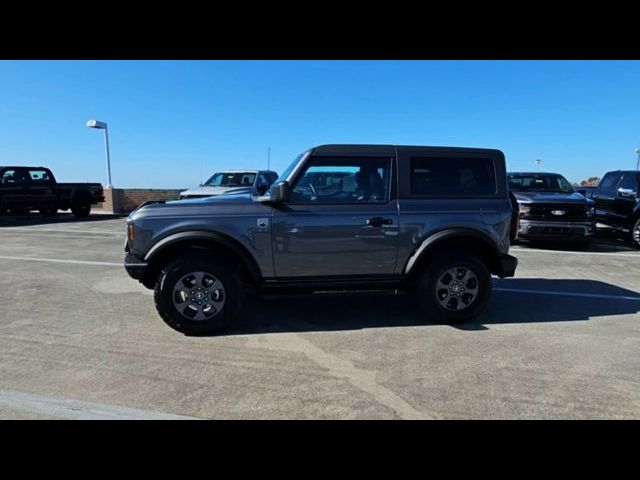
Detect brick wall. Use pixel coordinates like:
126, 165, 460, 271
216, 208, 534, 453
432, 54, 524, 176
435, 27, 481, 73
94, 188, 184, 214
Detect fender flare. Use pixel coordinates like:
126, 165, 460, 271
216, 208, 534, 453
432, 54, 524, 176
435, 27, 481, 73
404, 227, 502, 275
144, 230, 263, 282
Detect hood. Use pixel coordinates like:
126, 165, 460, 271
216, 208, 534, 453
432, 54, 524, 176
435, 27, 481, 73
180, 185, 242, 197
128, 192, 260, 222
513, 191, 594, 205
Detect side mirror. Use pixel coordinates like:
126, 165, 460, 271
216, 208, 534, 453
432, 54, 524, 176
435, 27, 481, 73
264, 181, 289, 203
618, 188, 637, 198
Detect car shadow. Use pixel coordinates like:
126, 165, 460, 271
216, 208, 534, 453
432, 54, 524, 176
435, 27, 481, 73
220, 278, 640, 336
0, 212, 126, 227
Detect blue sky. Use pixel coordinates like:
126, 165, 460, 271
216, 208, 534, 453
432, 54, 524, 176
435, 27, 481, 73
0, 60, 638, 188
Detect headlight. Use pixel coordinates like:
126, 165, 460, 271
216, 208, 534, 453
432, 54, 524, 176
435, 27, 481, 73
519, 205, 531, 215
587, 206, 596, 216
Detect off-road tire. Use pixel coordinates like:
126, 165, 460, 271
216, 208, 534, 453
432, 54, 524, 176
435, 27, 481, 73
153, 252, 244, 335
416, 249, 492, 325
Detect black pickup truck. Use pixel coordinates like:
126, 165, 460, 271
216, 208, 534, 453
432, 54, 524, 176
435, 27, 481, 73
0, 166, 104, 217
591, 170, 640, 248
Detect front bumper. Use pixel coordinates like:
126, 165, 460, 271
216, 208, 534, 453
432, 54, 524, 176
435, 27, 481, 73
124, 251, 148, 281
518, 219, 596, 240
497, 254, 518, 278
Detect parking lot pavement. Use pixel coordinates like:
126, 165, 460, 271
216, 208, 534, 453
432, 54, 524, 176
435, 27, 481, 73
1, 213, 639, 419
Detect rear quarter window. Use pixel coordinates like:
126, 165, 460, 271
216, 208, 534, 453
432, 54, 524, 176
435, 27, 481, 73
410, 157, 496, 196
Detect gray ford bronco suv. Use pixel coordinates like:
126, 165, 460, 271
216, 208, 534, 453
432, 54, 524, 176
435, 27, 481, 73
124, 145, 518, 335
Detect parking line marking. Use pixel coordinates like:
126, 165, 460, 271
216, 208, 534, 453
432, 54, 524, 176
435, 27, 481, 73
0, 255, 121, 267
494, 287, 640, 301
0, 232, 122, 241
0, 389, 199, 420
0, 227, 122, 236
511, 247, 639, 258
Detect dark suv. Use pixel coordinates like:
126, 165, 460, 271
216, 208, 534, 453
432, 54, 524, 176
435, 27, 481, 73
124, 145, 518, 335
592, 170, 640, 248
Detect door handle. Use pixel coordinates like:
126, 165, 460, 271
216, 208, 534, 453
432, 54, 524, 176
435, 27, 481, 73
366, 217, 393, 227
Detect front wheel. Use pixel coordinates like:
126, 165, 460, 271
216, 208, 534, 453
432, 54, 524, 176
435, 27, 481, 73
153, 252, 244, 335
416, 250, 492, 325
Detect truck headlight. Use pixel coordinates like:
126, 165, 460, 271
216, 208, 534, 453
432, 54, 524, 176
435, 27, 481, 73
587, 206, 596, 216
519, 205, 530, 216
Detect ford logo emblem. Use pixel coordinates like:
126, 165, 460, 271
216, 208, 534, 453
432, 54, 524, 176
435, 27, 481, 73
551, 210, 565, 216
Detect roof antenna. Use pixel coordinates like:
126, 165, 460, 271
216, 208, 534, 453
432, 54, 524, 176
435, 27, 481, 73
267, 147, 271, 171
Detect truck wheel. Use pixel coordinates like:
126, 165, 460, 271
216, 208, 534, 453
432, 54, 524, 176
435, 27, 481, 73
153, 252, 244, 335
71, 199, 91, 217
416, 250, 492, 325
632, 218, 640, 249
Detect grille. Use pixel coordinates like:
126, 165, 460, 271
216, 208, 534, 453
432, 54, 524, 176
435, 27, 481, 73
525, 204, 587, 221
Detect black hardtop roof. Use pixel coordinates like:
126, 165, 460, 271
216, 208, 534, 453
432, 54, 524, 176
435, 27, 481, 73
311, 144, 504, 156
603, 170, 639, 175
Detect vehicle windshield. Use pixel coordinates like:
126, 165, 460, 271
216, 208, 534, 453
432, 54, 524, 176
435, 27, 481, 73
203, 172, 256, 187
508, 174, 574, 193
276, 151, 309, 183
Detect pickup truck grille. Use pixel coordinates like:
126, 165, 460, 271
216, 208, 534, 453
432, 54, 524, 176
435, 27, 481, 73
525, 204, 587, 221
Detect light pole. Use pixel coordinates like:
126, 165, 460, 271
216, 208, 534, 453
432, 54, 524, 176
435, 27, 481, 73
635, 148, 640, 170
535, 158, 542, 171
86, 120, 112, 188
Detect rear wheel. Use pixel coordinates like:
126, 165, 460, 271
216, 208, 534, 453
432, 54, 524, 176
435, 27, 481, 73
153, 252, 244, 335
71, 198, 91, 217
416, 250, 492, 325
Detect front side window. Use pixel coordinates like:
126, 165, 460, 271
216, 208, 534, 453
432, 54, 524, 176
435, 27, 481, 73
290, 157, 391, 204
598, 172, 623, 194
410, 157, 496, 195
266, 172, 278, 185
618, 173, 638, 193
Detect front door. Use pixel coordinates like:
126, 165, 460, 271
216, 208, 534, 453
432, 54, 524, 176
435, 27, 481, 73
612, 172, 639, 228
272, 155, 399, 278
25, 168, 58, 210
593, 172, 623, 226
